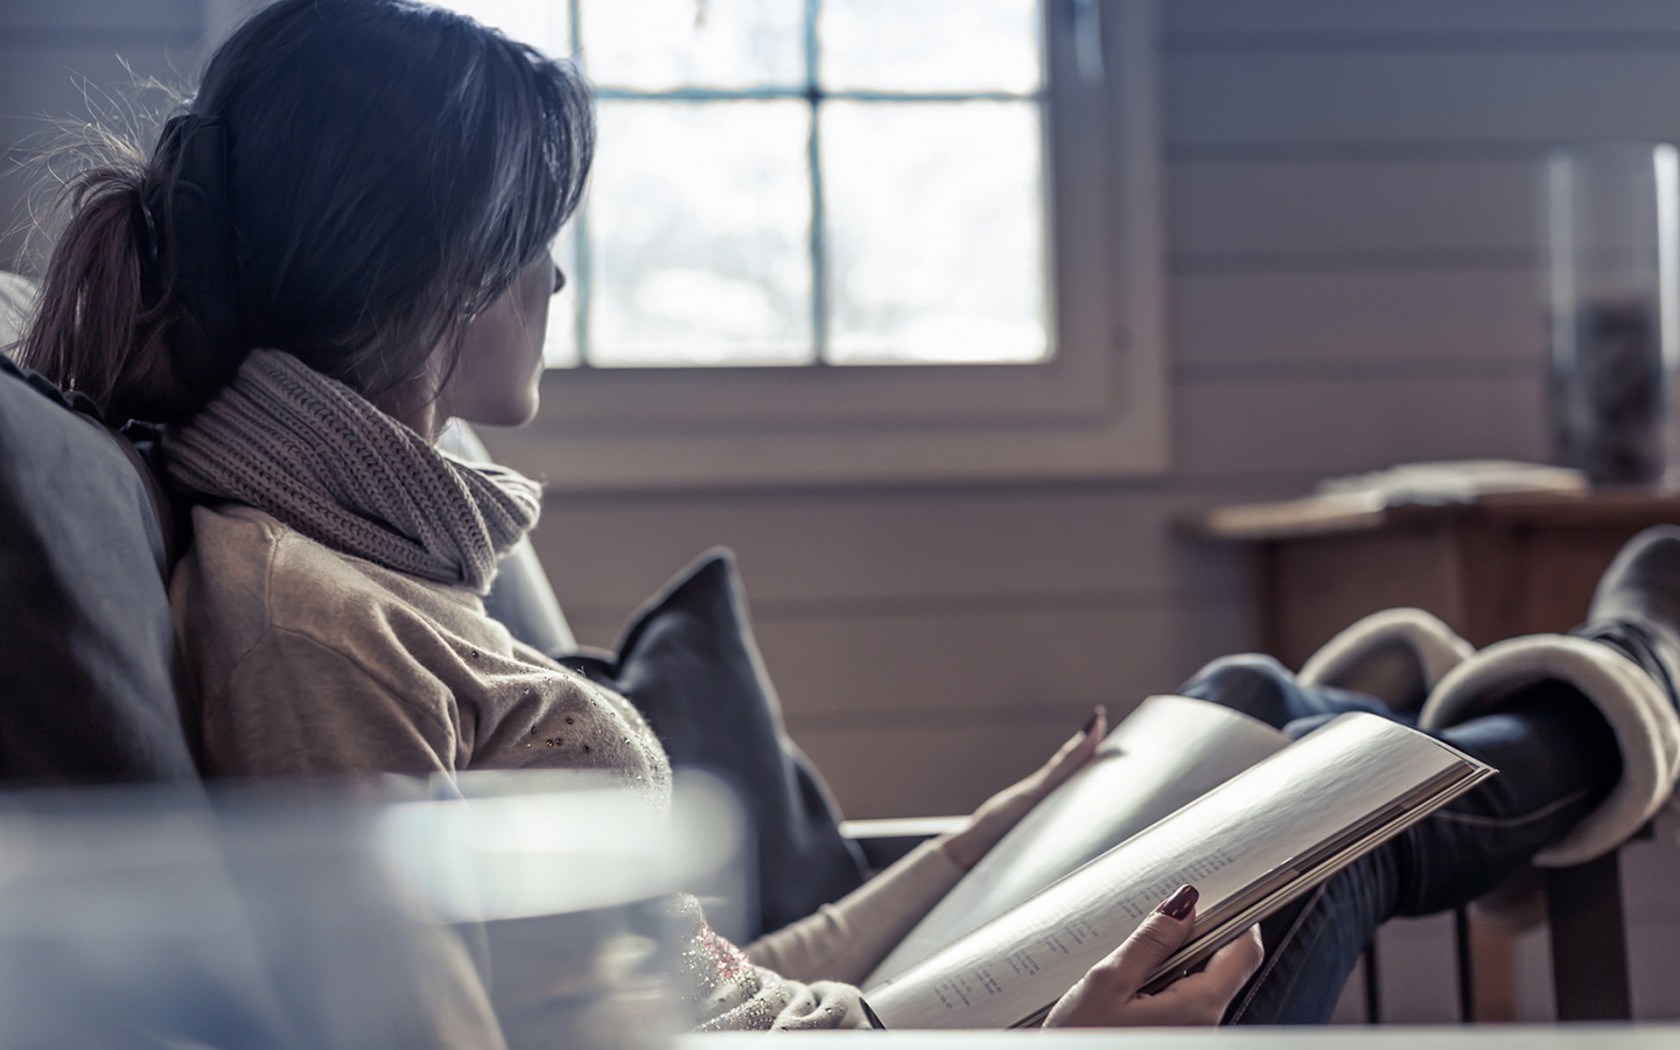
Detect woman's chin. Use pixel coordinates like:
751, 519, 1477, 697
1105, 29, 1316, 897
455, 394, 541, 431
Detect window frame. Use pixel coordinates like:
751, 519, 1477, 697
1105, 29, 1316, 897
206, 0, 1170, 492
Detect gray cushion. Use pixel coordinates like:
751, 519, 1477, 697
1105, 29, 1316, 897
0, 356, 195, 782
560, 550, 867, 940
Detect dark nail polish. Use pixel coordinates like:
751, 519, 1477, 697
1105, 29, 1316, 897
1082, 711, 1100, 735
1156, 884, 1198, 920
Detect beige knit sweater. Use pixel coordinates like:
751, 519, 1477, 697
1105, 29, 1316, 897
164, 351, 966, 1036
172, 502, 965, 1032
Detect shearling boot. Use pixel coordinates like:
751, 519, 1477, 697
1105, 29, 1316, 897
1576, 525, 1680, 714
1298, 607, 1474, 712
1419, 526, 1680, 868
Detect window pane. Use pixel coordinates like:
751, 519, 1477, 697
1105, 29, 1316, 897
823, 101, 1047, 365
820, 0, 1041, 94
581, 0, 805, 91
543, 229, 579, 369
434, 0, 572, 55
587, 100, 814, 367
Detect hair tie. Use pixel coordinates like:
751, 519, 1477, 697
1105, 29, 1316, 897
131, 193, 159, 272
140, 114, 246, 401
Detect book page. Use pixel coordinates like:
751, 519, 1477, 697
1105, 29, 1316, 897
864, 714, 1491, 1030
867, 695, 1288, 985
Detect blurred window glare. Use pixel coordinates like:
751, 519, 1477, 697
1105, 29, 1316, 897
438, 0, 1049, 369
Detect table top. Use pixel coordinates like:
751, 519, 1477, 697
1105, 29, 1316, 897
679, 1024, 1680, 1049
1186, 488, 1680, 542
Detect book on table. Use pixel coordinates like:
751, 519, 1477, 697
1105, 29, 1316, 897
860, 696, 1495, 1029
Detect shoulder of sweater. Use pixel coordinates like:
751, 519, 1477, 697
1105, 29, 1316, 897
178, 503, 496, 661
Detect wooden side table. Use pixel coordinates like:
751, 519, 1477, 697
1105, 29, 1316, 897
1191, 490, 1680, 664
1189, 489, 1680, 1023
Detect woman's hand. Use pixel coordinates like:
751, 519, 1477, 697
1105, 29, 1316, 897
941, 706, 1107, 871
1044, 885, 1265, 1028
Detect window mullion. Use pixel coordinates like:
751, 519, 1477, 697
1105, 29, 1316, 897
570, 0, 596, 368
805, 0, 828, 367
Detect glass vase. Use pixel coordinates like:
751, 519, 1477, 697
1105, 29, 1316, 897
1542, 142, 1680, 487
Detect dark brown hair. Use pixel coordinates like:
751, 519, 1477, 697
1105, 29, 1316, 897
17, 0, 594, 424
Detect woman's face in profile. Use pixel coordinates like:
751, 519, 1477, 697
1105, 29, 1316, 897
435, 252, 562, 430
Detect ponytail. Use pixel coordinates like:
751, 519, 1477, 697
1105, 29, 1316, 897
17, 115, 245, 425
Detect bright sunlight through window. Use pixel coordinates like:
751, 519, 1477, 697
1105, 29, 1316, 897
437, 0, 1050, 370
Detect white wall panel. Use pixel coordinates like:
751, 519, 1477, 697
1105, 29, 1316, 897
791, 714, 1101, 818
531, 482, 1278, 613
1169, 160, 1535, 260
753, 599, 1251, 720
1174, 270, 1542, 369
1176, 375, 1546, 477
1168, 52, 1680, 148
0, 35, 196, 272
1165, 1, 1680, 39
0, 0, 199, 33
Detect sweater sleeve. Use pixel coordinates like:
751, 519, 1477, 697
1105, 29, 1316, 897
741, 837, 966, 987
663, 895, 873, 1031
202, 627, 459, 778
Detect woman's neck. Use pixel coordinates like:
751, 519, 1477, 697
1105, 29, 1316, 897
374, 373, 446, 444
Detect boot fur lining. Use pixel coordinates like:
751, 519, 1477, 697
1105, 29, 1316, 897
1419, 634, 1680, 867
1299, 608, 1474, 711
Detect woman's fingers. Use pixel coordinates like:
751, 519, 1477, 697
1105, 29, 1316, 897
1044, 890, 1265, 1029
1032, 705, 1106, 797
1146, 924, 1267, 1025
1197, 924, 1265, 998
1043, 885, 1202, 1028
1085, 885, 1198, 997
942, 707, 1108, 870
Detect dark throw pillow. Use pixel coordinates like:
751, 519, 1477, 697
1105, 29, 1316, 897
558, 549, 867, 941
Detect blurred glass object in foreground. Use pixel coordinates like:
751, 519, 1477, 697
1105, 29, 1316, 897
0, 771, 744, 1049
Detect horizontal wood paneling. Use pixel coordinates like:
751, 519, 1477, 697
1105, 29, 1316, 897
754, 599, 1251, 720
0, 44, 191, 141
1622, 816, 1680, 923
1167, 52, 1680, 147
1176, 375, 1547, 477
1164, 1, 1680, 39
1169, 160, 1536, 260
0, 0, 199, 33
1174, 270, 1543, 370
792, 714, 1102, 818
530, 481, 1282, 612
0, 39, 192, 272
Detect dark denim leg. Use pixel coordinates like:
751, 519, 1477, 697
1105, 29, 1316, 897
1178, 654, 1409, 730
1227, 683, 1621, 1024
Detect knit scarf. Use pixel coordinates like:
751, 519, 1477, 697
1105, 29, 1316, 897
167, 349, 543, 593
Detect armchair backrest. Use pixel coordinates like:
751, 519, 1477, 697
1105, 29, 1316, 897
0, 367, 578, 784
0, 356, 197, 782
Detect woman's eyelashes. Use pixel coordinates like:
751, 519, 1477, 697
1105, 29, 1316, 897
551, 263, 566, 295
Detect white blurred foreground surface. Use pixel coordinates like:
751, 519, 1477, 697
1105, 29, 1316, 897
0, 771, 744, 1049
680, 1025, 1680, 1047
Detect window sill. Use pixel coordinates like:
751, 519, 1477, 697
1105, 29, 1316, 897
476, 370, 1169, 495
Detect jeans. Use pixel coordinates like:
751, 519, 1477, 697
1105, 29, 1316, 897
1175, 654, 1623, 1025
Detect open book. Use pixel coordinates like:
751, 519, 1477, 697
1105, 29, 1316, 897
861, 700, 1495, 1029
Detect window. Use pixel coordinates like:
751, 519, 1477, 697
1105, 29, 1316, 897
456, 0, 1049, 371
209, 0, 1169, 489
